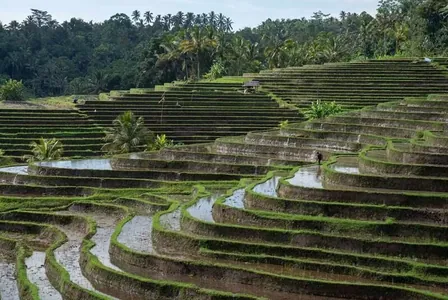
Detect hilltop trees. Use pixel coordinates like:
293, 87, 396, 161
1, 2, 448, 96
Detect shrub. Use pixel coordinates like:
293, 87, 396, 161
103, 111, 154, 154
279, 120, 289, 128
304, 100, 343, 120
148, 134, 175, 151
0, 79, 25, 101
204, 60, 226, 80
23, 138, 64, 162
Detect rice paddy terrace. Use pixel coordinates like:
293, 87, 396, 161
0, 108, 104, 160
251, 59, 448, 111
77, 83, 303, 145
1, 59, 448, 299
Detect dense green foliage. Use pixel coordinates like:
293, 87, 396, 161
103, 111, 154, 154
305, 100, 343, 120
0, 79, 25, 101
148, 134, 176, 151
24, 138, 64, 162
1, 1, 448, 97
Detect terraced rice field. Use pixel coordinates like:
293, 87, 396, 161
78, 83, 303, 144
1, 60, 448, 299
0, 109, 105, 160
251, 59, 448, 110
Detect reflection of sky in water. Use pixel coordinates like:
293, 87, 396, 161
38, 159, 112, 170
118, 216, 154, 253
160, 208, 181, 231
287, 166, 323, 189
253, 177, 280, 197
223, 189, 245, 209
187, 194, 221, 223
0, 166, 28, 175
332, 166, 360, 174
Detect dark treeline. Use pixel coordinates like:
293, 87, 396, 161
0, 0, 447, 97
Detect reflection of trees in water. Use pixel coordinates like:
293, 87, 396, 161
316, 166, 322, 181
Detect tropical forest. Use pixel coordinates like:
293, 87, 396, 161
0, 0, 447, 96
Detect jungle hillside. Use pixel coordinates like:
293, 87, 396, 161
1, 0, 448, 97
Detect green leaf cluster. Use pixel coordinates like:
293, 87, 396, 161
304, 100, 343, 120
0, 79, 25, 101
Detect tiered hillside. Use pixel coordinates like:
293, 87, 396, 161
0, 108, 105, 159
252, 59, 448, 110
78, 83, 303, 144
0, 93, 448, 299
1, 60, 448, 299
432, 57, 448, 68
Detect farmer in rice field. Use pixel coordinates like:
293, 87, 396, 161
316, 151, 323, 165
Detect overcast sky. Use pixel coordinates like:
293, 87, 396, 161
1, 0, 379, 29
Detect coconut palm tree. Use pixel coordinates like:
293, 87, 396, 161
224, 17, 233, 32
194, 14, 202, 26
89, 70, 109, 94
173, 11, 185, 29
24, 138, 64, 162
388, 23, 409, 53
208, 11, 216, 28
153, 14, 162, 29
102, 111, 154, 154
143, 11, 153, 25
217, 13, 226, 31
163, 14, 172, 30
131, 10, 141, 24
179, 26, 217, 79
184, 12, 195, 28
201, 13, 208, 26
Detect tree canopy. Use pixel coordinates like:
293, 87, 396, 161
1, 1, 448, 97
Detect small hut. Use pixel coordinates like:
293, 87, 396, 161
242, 80, 260, 94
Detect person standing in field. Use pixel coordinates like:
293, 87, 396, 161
316, 151, 323, 165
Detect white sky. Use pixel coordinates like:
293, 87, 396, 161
1, 0, 379, 29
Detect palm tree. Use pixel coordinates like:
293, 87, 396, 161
143, 11, 153, 25
185, 12, 195, 28
194, 14, 202, 26
24, 138, 64, 162
131, 10, 141, 24
157, 34, 189, 78
173, 11, 185, 28
201, 13, 208, 26
229, 36, 248, 75
89, 71, 109, 94
163, 14, 172, 30
153, 14, 162, 29
224, 17, 233, 32
217, 13, 226, 31
358, 19, 374, 56
208, 11, 216, 28
389, 23, 409, 53
102, 111, 154, 154
179, 26, 217, 79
